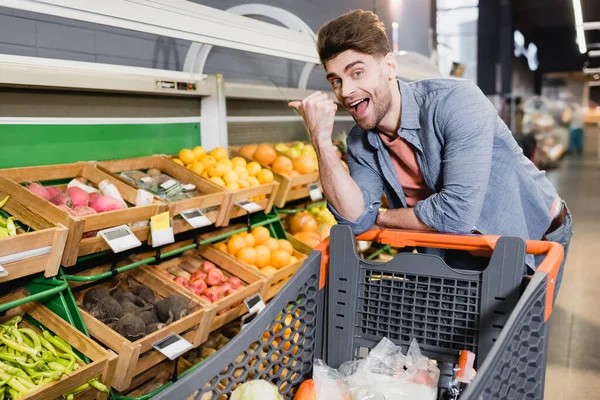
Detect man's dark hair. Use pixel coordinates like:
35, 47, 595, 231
317, 10, 391, 67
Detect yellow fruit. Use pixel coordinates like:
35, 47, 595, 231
244, 234, 256, 248
260, 266, 278, 276
226, 182, 240, 191
264, 237, 279, 252
239, 144, 258, 159
218, 159, 233, 168
186, 163, 194, 170
223, 170, 239, 185
246, 162, 262, 177
209, 177, 225, 187
172, 158, 184, 166
251, 226, 271, 245
228, 236, 246, 256
215, 242, 228, 253
192, 146, 206, 160
257, 169, 274, 184
271, 249, 291, 269
238, 180, 250, 189
248, 177, 260, 187
191, 162, 204, 175
210, 147, 229, 160
208, 162, 230, 178
179, 149, 195, 165
278, 239, 294, 255
231, 157, 247, 169
255, 245, 271, 268
202, 171, 209, 178
253, 144, 277, 166
200, 155, 217, 168
290, 256, 299, 264
237, 247, 258, 266
233, 166, 247, 177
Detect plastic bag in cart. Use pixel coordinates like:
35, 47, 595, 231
314, 337, 439, 400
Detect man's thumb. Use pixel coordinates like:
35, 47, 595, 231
288, 101, 302, 110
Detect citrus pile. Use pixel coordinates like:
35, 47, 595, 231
238, 143, 317, 177
173, 146, 274, 201
215, 226, 298, 276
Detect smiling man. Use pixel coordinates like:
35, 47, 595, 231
289, 10, 572, 296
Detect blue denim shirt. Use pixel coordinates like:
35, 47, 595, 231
329, 79, 558, 269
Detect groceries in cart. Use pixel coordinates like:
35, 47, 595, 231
312, 337, 440, 400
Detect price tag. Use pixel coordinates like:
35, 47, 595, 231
150, 212, 175, 247
99, 225, 142, 253
160, 179, 178, 190
181, 183, 196, 191
235, 200, 263, 213
308, 183, 323, 202
180, 208, 213, 229
244, 293, 266, 315
152, 333, 194, 360
0, 265, 7, 278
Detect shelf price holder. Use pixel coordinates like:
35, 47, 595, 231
99, 225, 142, 253
240, 293, 266, 330
180, 208, 213, 229
308, 183, 323, 202
151, 211, 175, 248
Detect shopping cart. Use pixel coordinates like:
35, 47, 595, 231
153, 225, 563, 400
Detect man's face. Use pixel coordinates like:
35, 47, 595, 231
325, 50, 394, 131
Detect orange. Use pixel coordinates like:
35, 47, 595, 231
237, 246, 258, 266
239, 144, 257, 159
172, 158, 184, 166
292, 154, 317, 174
257, 169, 274, 184
227, 235, 246, 256
179, 149, 195, 165
226, 182, 240, 191
191, 162, 204, 175
208, 162, 230, 178
293, 379, 316, 400
264, 237, 279, 252
290, 256, 299, 264
223, 170, 239, 185
200, 155, 217, 168
278, 239, 294, 255
187, 163, 194, 170
253, 144, 277, 166
255, 245, 271, 268
260, 266, 278, 276
243, 234, 256, 248
209, 177, 225, 187
209, 147, 229, 160
271, 250, 291, 269
248, 176, 260, 187
272, 156, 294, 176
215, 242, 228, 253
231, 157, 247, 169
192, 146, 206, 161
238, 180, 250, 189
234, 166, 247, 178
246, 162, 262, 177
202, 171, 209, 178
251, 226, 271, 245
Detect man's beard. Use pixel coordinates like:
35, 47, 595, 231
355, 74, 393, 131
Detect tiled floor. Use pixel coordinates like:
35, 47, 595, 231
545, 157, 600, 399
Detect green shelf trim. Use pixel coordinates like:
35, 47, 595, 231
276, 200, 328, 214
1, 279, 68, 313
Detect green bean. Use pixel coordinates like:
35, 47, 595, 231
0, 370, 28, 394
0, 362, 32, 384
14, 377, 34, 391
7, 388, 19, 400
42, 332, 81, 361
52, 337, 73, 352
0, 196, 8, 209
10, 328, 23, 346
48, 361, 67, 373
0, 334, 37, 359
1, 316, 22, 327
19, 334, 33, 349
17, 329, 41, 355
6, 218, 16, 237
39, 337, 57, 357
88, 378, 108, 393
0, 353, 26, 365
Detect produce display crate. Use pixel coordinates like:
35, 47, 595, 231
116, 357, 193, 399
209, 239, 307, 301
143, 241, 266, 331
0, 163, 165, 266
230, 148, 321, 208
0, 176, 69, 283
96, 156, 231, 229
69, 266, 212, 391
0, 290, 117, 400
151, 225, 564, 400
221, 181, 279, 227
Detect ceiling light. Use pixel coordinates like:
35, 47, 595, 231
573, 0, 587, 53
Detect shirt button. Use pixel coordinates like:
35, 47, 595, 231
368, 205, 373, 212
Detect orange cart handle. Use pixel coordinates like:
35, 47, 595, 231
348, 229, 564, 321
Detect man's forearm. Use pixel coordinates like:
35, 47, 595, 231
376, 208, 435, 231
314, 141, 364, 222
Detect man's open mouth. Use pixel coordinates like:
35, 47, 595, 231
349, 98, 370, 116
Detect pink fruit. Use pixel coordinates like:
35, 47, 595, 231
204, 286, 223, 303
51, 193, 74, 208
190, 270, 207, 282
45, 186, 62, 199
202, 261, 217, 273
89, 192, 101, 202
67, 187, 89, 207
71, 206, 97, 217
90, 195, 126, 213
57, 204, 74, 215
173, 276, 189, 287
206, 268, 226, 286
27, 183, 51, 200
220, 282, 234, 296
199, 295, 212, 303
228, 277, 243, 290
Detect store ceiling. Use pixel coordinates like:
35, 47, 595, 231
513, 0, 600, 73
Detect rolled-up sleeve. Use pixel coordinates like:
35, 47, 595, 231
414, 81, 496, 233
327, 143, 383, 235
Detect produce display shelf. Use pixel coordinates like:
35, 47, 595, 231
0, 277, 68, 313
275, 200, 328, 214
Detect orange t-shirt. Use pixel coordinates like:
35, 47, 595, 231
378, 133, 432, 207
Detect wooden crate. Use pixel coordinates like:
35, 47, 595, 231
144, 242, 266, 332
120, 357, 192, 397
0, 290, 117, 400
222, 183, 279, 226
0, 162, 165, 266
209, 241, 308, 301
0, 176, 68, 283
230, 148, 321, 208
70, 267, 213, 391
97, 156, 231, 229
